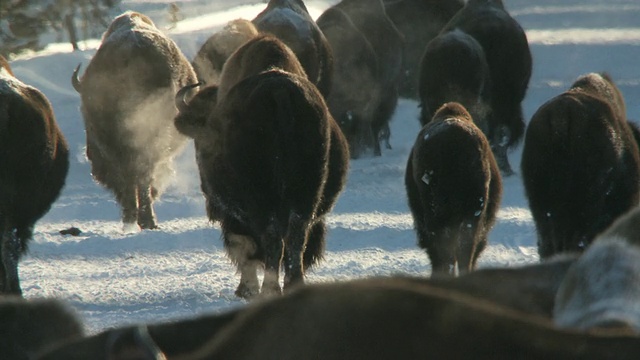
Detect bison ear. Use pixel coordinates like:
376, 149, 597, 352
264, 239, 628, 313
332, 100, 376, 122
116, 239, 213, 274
105, 326, 167, 360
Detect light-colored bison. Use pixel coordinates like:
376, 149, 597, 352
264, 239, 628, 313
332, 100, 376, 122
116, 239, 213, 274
252, 0, 333, 97
71, 11, 198, 230
191, 19, 258, 85
554, 206, 640, 333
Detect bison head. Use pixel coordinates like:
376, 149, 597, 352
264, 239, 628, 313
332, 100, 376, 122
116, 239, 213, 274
174, 83, 217, 139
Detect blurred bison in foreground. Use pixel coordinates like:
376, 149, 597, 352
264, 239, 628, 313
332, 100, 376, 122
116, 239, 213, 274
180, 277, 640, 359
554, 206, 640, 334
0, 297, 83, 359
71, 11, 198, 230
521, 73, 640, 259
406, 103, 502, 275
175, 36, 349, 299
0, 55, 69, 295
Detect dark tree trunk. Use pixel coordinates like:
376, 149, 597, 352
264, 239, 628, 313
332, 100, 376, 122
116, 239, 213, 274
64, 13, 78, 51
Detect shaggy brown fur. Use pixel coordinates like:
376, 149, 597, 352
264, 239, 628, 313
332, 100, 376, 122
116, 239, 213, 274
0, 56, 69, 294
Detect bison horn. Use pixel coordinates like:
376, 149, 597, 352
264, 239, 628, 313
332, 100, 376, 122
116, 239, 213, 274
71, 63, 83, 93
175, 82, 202, 112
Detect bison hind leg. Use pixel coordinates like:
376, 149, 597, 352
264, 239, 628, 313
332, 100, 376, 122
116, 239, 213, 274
0, 226, 28, 295
225, 232, 261, 299
137, 185, 158, 230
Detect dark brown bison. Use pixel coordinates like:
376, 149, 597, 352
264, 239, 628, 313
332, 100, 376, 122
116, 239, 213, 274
405, 102, 502, 275
71, 11, 198, 230
36, 256, 601, 360
383, 0, 464, 98
0, 56, 69, 295
176, 277, 640, 360
0, 297, 83, 359
316, 6, 381, 158
441, 0, 532, 175
521, 73, 640, 259
252, 0, 333, 97
191, 19, 258, 85
174, 35, 349, 299
418, 28, 491, 134
327, 0, 404, 157
554, 206, 640, 333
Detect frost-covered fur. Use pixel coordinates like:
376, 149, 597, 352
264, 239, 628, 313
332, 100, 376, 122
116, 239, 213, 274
72, 11, 198, 230
252, 0, 333, 96
191, 19, 258, 85
554, 208, 640, 332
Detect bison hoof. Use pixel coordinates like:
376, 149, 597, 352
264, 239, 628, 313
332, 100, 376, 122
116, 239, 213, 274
235, 283, 260, 300
139, 222, 158, 230
260, 284, 282, 298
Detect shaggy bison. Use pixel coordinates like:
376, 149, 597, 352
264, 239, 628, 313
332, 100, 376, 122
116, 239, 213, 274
316, 6, 381, 158
45, 256, 638, 360
0, 55, 69, 295
174, 35, 349, 299
252, 0, 333, 97
406, 102, 502, 275
0, 297, 84, 359
441, 0, 532, 175
521, 73, 640, 258
418, 28, 491, 134
327, 0, 404, 157
191, 19, 258, 85
71, 11, 198, 230
177, 277, 640, 360
383, 0, 464, 98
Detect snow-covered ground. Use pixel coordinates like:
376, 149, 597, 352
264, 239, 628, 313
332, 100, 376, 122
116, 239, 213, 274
6, 0, 640, 334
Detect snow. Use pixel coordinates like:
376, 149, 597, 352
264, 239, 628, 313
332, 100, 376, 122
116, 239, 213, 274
5, 0, 640, 334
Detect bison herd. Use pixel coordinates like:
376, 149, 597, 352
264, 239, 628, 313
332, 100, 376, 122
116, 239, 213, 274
2, 0, 640, 358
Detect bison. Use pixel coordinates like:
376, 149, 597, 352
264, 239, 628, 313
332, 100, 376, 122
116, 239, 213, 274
554, 206, 640, 333
191, 19, 258, 85
405, 102, 502, 275
418, 28, 492, 135
37, 255, 594, 360
383, 0, 464, 98
0, 297, 84, 359
174, 35, 349, 299
440, 0, 532, 175
252, 0, 333, 97
326, 0, 404, 157
521, 73, 640, 259
177, 277, 640, 360
71, 11, 198, 230
0, 55, 69, 295
316, 6, 381, 158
